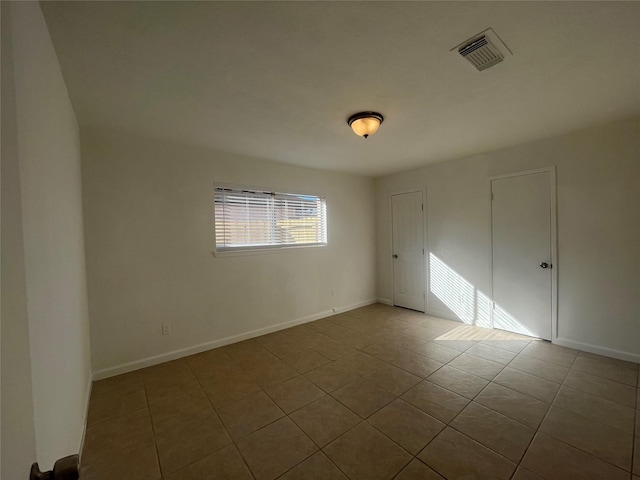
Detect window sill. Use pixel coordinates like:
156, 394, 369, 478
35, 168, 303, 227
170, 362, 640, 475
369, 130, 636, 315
211, 244, 327, 258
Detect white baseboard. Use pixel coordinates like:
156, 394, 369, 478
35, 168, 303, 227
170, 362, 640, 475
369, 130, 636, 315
92, 299, 378, 380
377, 298, 393, 306
332, 298, 379, 314
554, 337, 640, 364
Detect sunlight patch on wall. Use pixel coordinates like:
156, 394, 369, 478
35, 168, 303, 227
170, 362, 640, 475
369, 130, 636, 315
429, 252, 531, 335
429, 253, 475, 324
429, 253, 492, 327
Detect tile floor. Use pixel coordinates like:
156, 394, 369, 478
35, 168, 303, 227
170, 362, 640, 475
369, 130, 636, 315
81, 303, 640, 480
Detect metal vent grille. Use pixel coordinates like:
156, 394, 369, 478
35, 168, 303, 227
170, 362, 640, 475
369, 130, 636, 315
458, 35, 504, 71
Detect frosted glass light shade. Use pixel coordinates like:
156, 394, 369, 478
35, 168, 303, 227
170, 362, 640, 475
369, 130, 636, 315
347, 112, 384, 138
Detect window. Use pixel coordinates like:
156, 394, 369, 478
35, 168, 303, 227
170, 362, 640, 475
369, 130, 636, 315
214, 185, 327, 252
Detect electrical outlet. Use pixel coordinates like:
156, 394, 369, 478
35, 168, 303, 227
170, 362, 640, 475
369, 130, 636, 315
162, 324, 171, 335
330, 290, 335, 298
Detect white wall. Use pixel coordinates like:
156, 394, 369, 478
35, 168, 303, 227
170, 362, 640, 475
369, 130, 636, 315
1, 1, 92, 474
1, 3, 37, 477
376, 118, 640, 361
82, 128, 377, 377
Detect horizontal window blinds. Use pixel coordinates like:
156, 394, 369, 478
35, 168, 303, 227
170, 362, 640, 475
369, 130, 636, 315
215, 187, 327, 251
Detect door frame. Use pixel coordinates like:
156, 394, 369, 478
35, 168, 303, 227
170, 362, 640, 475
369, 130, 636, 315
489, 166, 558, 342
390, 188, 427, 312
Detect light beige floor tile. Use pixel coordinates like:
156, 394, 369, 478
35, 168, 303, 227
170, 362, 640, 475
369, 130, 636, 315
408, 341, 461, 363
80, 306, 640, 480
401, 380, 469, 423
87, 377, 147, 425
163, 444, 252, 480
554, 385, 635, 434
418, 427, 516, 480
90, 370, 144, 397
261, 339, 309, 358
437, 324, 493, 342
201, 373, 263, 408
331, 377, 395, 418
475, 383, 549, 428
493, 367, 560, 403
518, 342, 577, 367
82, 408, 155, 465
141, 359, 191, 380
149, 387, 213, 434
332, 351, 383, 377
307, 338, 357, 360
184, 348, 232, 374
304, 362, 360, 393
362, 362, 422, 396
450, 402, 535, 462
466, 343, 518, 364
432, 338, 477, 352
509, 355, 569, 383
279, 349, 331, 374
382, 333, 434, 352
522, 432, 629, 480
155, 412, 232, 476
142, 366, 202, 405
236, 417, 317, 480
368, 399, 445, 454
511, 466, 544, 480
189, 357, 245, 385
216, 391, 284, 440
564, 369, 636, 408
80, 440, 160, 480
222, 341, 275, 367
289, 395, 360, 447
448, 353, 505, 380
427, 365, 489, 399
480, 330, 530, 353
279, 451, 347, 480
578, 350, 639, 369
482, 329, 533, 342
263, 375, 325, 414
244, 358, 299, 387
572, 355, 638, 386
363, 343, 443, 378
324, 422, 412, 480
394, 459, 445, 479
540, 406, 633, 470
420, 316, 461, 332
481, 339, 531, 354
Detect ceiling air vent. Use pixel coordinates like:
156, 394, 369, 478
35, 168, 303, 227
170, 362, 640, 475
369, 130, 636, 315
458, 36, 503, 71
451, 28, 512, 72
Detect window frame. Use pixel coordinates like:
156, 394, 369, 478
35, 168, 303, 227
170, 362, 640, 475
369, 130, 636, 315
212, 183, 328, 257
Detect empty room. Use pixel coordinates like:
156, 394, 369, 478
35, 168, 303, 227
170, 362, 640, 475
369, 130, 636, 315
2, 1, 639, 480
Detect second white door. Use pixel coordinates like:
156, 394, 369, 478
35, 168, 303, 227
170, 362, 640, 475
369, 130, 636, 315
392, 191, 425, 312
491, 171, 553, 340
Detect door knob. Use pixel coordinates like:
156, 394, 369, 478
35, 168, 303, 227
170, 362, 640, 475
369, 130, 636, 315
539, 262, 550, 269
392, 254, 398, 259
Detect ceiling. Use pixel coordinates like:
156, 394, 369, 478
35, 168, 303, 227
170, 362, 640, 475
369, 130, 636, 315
41, 1, 640, 177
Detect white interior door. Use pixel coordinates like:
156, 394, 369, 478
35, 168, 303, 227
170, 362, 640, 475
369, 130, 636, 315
392, 191, 425, 312
491, 171, 553, 340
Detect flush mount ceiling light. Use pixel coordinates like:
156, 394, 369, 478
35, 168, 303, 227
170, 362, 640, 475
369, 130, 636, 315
347, 111, 384, 139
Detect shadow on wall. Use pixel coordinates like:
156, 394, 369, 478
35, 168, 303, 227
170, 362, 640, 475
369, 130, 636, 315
428, 252, 533, 337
